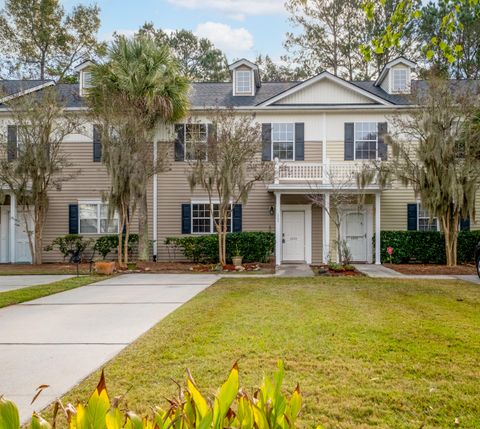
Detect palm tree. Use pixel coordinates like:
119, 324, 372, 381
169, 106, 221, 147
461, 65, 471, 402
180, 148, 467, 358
88, 35, 190, 262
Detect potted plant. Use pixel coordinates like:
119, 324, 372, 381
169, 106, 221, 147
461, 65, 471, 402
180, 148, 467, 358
231, 244, 243, 267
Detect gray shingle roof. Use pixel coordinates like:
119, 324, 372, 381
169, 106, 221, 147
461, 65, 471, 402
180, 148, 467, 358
1, 78, 479, 109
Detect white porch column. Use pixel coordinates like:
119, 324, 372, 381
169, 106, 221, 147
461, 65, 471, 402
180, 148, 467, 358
152, 140, 158, 262
375, 192, 381, 264
275, 192, 282, 266
9, 193, 16, 263
322, 193, 330, 263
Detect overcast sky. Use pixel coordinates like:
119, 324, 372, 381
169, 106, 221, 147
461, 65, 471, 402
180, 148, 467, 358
85, 0, 291, 62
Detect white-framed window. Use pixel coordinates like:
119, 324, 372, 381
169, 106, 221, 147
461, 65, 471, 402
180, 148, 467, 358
391, 68, 409, 93
354, 122, 378, 160
235, 70, 252, 94
185, 123, 208, 161
82, 71, 93, 88
418, 204, 438, 231
191, 202, 232, 234
79, 202, 119, 234
272, 123, 295, 161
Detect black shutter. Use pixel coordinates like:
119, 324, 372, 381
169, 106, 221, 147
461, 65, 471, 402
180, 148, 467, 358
344, 123, 354, 161
378, 122, 388, 160
294, 123, 304, 161
407, 203, 418, 231
261, 123, 272, 161
69, 204, 79, 234
7, 125, 17, 161
181, 203, 191, 234
93, 125, 102, 162
232, 204, 242, 232
174, 124, 185, 161
460, 216, 470, 231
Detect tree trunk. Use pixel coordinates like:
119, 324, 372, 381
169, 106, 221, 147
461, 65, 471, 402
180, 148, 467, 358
118, 218, 124, 265
442, 207, 459, 267
124, 220, 130, 265
137, 193, 149, 261
34, 226, 43, 265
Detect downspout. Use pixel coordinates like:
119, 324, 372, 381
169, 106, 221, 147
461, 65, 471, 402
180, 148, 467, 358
152, 140, 158, 262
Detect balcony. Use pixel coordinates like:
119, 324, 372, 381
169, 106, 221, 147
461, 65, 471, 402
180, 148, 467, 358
272, 158, 378, 189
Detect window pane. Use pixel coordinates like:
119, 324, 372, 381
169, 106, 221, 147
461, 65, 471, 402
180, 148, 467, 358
79, 204, 97, 219
185, 124, 208, 161
100, 219, 119, 234
354, 123, 377, 160
236, 70, 251, 93
272, 123, 294, 161
192, 203, 211, 233
80, 219, 97, 234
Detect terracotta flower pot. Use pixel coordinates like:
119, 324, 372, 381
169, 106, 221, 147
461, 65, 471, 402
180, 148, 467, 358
232, 256, 243, 266
94, 261, 115, 275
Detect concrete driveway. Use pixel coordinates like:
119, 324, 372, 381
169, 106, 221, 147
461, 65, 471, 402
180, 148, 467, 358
0, 273, 217, 423
0, 275, 74, 292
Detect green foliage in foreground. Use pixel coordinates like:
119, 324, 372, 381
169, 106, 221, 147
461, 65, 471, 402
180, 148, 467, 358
0, 276, 100, 309
378, 230, 480, 264
0, 361, 304, 429
165, 232, 275, 263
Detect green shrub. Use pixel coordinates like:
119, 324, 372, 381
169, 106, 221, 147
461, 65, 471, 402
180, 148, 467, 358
377, 231, 480, 264
0, 361, 303, 429
44, 234, 92, 261
94, 234, 139, 260
165, 232, 275, 264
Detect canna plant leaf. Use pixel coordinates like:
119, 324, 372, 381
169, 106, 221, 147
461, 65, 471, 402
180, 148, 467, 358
212, 362, 239, 429
0, 396, 20, 429
30, 413, 51, 429
186, 373, 209, 420
85, 370, 110, 429
106, 407, 123, 429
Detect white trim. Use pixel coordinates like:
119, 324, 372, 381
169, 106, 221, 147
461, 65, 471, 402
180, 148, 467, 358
375, 193, 381, 264
259, 71, 393, 107
322, 113, 327, 163
189, 201, 233, 234
74, 60, 95, 72
153, 140, 158, 259
416, 202, 439, 231
228, 59, 258, 71
281, 204, 312, 264
9, 194, 16, 263
275, 192, 282, 265
322, 194, 330, 264
353, 122, 379, 161
233, 69, 254, 96
0, 81, 55, 104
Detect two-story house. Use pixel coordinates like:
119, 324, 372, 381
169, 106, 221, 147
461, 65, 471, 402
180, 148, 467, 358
1, 57, 478, 265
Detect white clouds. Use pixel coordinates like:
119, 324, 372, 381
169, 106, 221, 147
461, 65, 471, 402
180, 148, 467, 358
195, 22, 254, 57
168, 0, 285, 20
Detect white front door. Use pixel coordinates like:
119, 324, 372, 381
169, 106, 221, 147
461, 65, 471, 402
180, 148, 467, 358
282, 211, 305, 262
15, 210, 33, 263
0, 206, 9, 263
344, 210, 367, 262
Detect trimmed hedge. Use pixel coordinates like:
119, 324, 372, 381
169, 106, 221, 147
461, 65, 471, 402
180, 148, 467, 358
165, 232, 275, 264
378, 231, 480, 264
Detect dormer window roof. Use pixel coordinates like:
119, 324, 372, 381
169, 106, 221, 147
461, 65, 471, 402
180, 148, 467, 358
374, 57, 415, 94
229, 59, 261, 96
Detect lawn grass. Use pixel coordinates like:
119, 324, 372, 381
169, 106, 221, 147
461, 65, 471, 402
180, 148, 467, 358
47, 277, 480, 428
0, 275, 102, 308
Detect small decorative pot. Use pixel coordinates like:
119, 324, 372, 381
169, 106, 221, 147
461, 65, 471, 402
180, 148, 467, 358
232, 256, 243, 266
94, 261, 115, 275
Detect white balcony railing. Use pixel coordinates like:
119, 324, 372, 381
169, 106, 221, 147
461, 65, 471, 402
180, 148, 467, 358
274, 158, 375, 186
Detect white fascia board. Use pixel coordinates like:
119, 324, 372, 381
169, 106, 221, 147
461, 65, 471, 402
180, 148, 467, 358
258, 72, 393, 107
375, 57, 416, 86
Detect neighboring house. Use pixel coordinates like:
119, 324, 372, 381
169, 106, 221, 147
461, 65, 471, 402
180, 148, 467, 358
0, 57, 478, 264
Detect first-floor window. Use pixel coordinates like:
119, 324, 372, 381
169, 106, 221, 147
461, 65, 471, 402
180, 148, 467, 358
79, 203, 119, 234
192, 203, 232, 234
272, 123, 294, 160
418, 204, 438, 231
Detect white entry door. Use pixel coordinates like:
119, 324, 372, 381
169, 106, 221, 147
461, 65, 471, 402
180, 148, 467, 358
282, 211, 305, 262
344, 211, 367, 262
15, 210, 33, 263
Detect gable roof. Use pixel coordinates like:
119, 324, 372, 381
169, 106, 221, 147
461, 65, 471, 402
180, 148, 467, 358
258, 71, 393, 107
0, 80, 55, 103
375, 56, 416, 87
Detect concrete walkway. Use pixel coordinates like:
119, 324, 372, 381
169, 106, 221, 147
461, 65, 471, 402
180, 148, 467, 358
0, 273, 217, 423
0, 275, 74, 293
276, 264, 315, 277
354, 264, 480, 284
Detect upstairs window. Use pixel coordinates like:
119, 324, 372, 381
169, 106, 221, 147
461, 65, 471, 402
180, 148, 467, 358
83, 71, 93, 88
392, 68, 409, 93
418, 204, 438, 231
185, 123, 208, 161
272, 123, 294, 161
235, 70, 252, 94
354, 122, 378, 160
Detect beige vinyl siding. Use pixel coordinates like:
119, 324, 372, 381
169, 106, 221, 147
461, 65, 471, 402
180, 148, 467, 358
275, 79, 375, 105
312, 205, 323, 264
326, 141, 344, 162
305, 141, 323, 162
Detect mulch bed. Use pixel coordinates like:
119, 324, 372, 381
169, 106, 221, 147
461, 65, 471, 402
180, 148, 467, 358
310, 265, 363, 277
138, 261, 275, 274
384, 263, 477, 275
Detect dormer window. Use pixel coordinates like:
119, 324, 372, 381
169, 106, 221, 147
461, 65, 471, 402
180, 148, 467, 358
83, 71, 93, 89
236, 70, 252, 94
392, 68, 409, 93
74, 59, 95, 97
